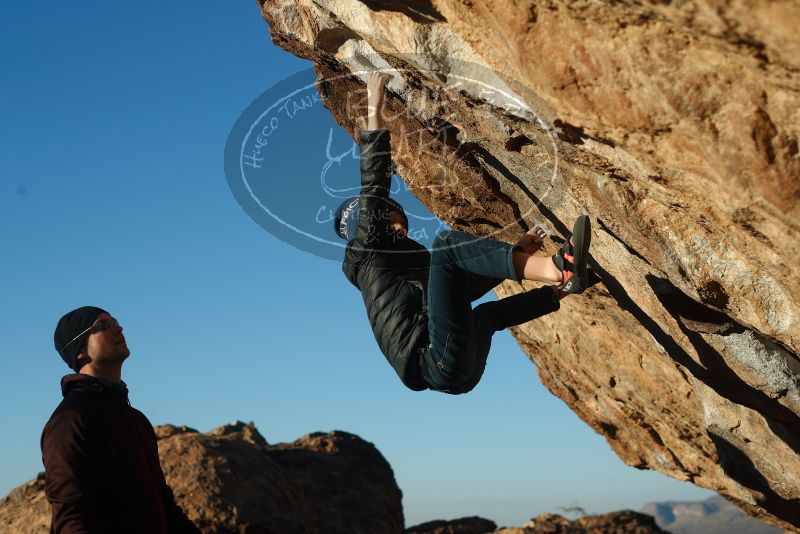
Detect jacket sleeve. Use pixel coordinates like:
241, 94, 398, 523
348, 128, 395, 260
41, 409, 101, 534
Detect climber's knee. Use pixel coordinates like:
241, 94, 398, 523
429, 376, 475, 395
422, 334, 483, 394
429, 362, 484, 394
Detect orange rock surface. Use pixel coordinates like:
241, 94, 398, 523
258, 0, 800, 529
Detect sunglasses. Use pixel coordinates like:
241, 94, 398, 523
59, 318, 120, 354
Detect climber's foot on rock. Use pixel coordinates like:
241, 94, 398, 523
552, 215, 591, 296
551, 266, 602, 300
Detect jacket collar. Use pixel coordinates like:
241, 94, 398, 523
60, 373, 130, 404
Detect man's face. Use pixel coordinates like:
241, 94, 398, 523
388, 211, 407, 237
81, 312, 130, 365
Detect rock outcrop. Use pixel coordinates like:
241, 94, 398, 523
0, 422, 403, 533
0, 474, 49, 534
257, 0, 800, 530
495, 511, 667, 533
406, 511, 666, 533
406, 516, 498, 534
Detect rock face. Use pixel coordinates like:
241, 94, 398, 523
257, 0, 800, 530
0, 422, 403, 533
0, 474, 49, 534
642, 495, 784, 534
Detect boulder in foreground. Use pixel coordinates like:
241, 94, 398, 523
0, 421, 403, 534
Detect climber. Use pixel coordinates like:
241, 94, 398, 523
335, 71, 599, 394
42, 306, 199, 533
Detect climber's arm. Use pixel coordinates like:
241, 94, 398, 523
351, 72, 394, 253
367, 71, 389, 130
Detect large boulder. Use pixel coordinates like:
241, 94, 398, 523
257, 0, 800, 529
0, 421, 403, 533
0, 474, 49, 534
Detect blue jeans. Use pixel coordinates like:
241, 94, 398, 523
421, 230, 560, 394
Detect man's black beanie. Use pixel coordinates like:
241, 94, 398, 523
54, 306, 107, 372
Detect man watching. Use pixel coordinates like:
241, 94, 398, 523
42, 306, 198, 533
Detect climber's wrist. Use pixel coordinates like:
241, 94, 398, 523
367, 108, 385, 130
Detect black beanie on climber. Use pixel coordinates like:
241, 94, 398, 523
334, 196, 408, 241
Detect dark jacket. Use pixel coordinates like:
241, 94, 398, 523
40, 374, 199, 534
342, 129, 431, 391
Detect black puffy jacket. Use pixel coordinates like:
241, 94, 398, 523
342, 129, 431, 391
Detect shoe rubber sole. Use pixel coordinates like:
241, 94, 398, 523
562, 215, 591, 294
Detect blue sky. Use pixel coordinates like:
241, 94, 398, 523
0, 1, 712, 527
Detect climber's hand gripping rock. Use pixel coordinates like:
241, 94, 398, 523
367, 71, 391, 131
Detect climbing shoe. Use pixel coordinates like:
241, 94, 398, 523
552, 215, 592, 295
587, 266, 602, 288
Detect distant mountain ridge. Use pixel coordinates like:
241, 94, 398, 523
642, 496, 784, 534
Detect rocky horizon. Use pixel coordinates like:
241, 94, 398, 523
1, 421, 787, 533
